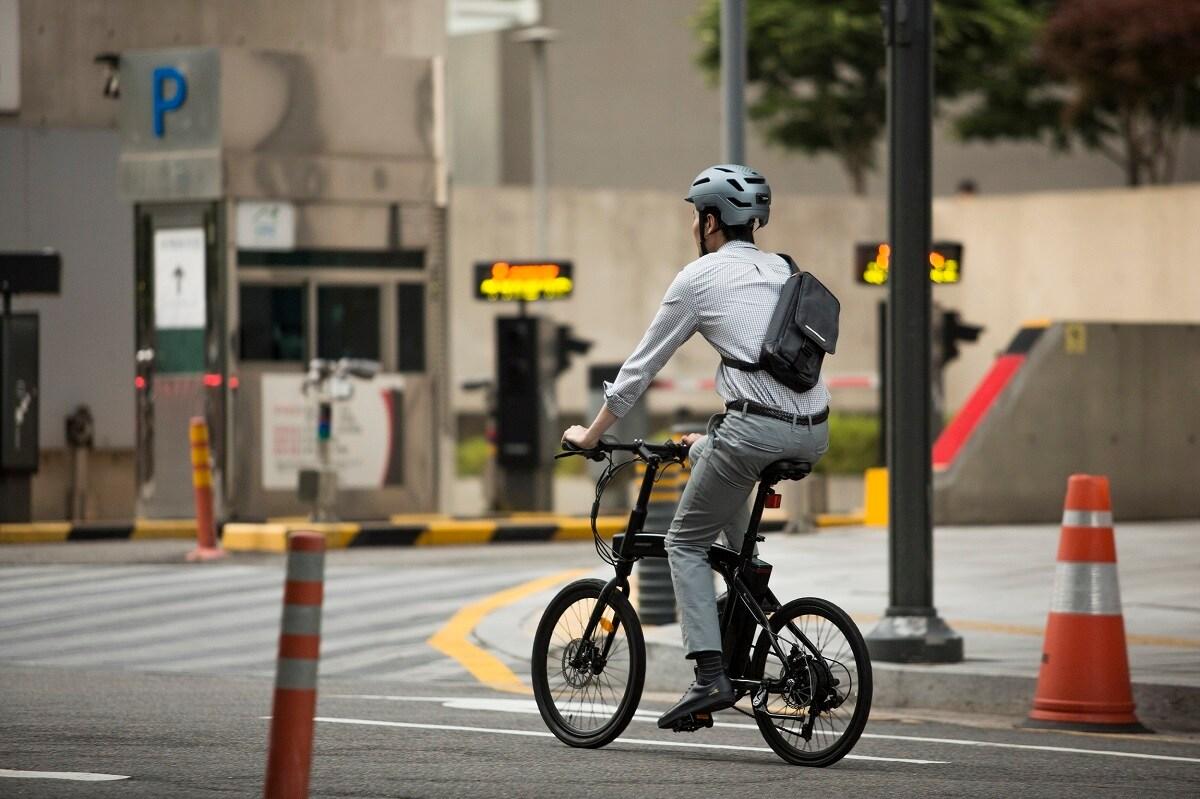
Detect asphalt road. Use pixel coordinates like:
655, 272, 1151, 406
2, 540, 1199, 797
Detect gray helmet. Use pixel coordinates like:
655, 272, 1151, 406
684, 164, 771, 228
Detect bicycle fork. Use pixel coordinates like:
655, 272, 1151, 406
579, 568, 633, 670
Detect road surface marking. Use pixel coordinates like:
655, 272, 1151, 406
426, 568, 590, 694
327, 694, 1200, 764
308, 717, 946, 764
0, 769, 130, 781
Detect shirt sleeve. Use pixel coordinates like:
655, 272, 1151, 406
603, 269, 700, 418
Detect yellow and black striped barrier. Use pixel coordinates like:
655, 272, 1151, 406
0, 519, 198, 544
2, 513, 786, 549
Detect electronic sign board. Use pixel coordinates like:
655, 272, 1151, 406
855, 242, 963, 286
474, 260, 574, 301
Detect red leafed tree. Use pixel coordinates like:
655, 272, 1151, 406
1038, 0, 1200, 185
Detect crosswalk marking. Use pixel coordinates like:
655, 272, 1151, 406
0, 564, 545, 682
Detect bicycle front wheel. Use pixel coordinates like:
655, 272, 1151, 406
531, 578, 645, 748
748, 596, 872, 767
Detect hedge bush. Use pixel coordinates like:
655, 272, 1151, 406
455, 412, 880, 478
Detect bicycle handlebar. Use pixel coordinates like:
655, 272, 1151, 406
558, 437, 689, 463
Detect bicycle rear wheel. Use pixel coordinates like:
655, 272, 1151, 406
748, 596, 872, 767
531, 578, 645, 748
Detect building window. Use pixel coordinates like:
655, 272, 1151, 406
396, 283, 426, 372
318, 286, 380, 361
239, 284, 306, 361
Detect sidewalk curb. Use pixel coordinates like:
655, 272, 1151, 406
643, 638, 1200, 733
223, 517, 782, 551
0, 519, 197, 544
462, 568, 1200, 733
3, 516, 788, 549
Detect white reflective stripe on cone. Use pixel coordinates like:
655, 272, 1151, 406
282, 604, 322, 636
275, 657, 319, 690
1061, 510, 1113, 528
1050, 562, 1123, 615
286, 551, 326, 582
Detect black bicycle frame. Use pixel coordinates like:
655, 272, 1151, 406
583, 451, 825, 683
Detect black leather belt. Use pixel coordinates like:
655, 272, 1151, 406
725, 399, 829, 426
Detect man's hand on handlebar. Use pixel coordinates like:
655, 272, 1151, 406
562, 425, 600, 450
680, 433, 702, 448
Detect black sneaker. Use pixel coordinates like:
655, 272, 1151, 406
656, 673, 735, 729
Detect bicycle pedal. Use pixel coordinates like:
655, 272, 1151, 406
671, 712, 714, 733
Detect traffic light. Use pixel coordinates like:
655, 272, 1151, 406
940, 310, 983, 366
554, 324, 592, 376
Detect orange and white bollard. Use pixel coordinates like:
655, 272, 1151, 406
1026, 474, 1148, 733
264, 531, 325, 799
186, 416, 227, 562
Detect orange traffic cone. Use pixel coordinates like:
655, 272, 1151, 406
1026, 475, 1148, 732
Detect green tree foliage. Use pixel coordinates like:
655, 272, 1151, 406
958, 0, 1200, 186
694, 0, 1040, 194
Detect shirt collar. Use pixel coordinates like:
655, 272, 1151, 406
718, 240, 758, 253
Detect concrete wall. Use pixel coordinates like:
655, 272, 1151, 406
0, 127, 135, 450
449, 0, 1200, 196
935, 323, 1200, 523
448, 183, 1200, 422
10, 0, 445, 129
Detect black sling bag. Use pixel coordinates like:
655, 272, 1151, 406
721, 254, 840, 393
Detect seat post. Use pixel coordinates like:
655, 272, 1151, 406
741, 479, 775, 560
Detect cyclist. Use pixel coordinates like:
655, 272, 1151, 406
561, 164, 831, 729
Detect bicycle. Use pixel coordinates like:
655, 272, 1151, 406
530, 437, 872, 767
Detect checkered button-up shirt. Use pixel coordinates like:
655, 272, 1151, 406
603, 240, 832, 418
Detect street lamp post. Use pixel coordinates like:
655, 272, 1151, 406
720, 0, 746, 164
513, 26, 558, 258
866, 0, 963, 663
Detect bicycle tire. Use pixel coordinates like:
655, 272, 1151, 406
747, 596, 872, 767
531, 578, 646, 748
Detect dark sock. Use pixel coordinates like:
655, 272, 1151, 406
692, 650, 724, 682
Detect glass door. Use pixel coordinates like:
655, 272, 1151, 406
134, 202, 225, 518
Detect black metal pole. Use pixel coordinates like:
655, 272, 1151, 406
866, 0, 962, 663
876, 299, 887, 467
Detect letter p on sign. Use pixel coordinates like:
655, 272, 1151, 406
152, 66, 188, 138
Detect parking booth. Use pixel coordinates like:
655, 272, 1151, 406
118, 47, 448, 520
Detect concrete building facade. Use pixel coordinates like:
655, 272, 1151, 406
1, 0, 447, 520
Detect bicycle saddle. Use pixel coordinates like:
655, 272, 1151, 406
760, 459, 812, 483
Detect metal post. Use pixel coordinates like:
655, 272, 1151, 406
514, 27, 558, 257
720, 0, 746, 163
866, 0, 962, 663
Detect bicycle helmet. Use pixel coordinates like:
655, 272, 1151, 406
684, 164, 771, 229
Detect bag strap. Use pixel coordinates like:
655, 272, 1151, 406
719, 252, 798, 373
721, 357, 760, 372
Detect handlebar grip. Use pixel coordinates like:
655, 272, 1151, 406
561, 440, 605, 462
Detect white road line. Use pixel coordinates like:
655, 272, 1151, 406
308, 717, 947, 765
326, 694, 1200, 765
0, 769, 130, 781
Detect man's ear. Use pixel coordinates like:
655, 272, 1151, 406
704, 212, 719, 237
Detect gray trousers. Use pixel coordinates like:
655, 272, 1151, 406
666, 409, 829, 656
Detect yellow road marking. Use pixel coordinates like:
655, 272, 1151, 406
428, 568, 591, 694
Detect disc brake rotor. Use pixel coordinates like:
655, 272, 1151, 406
560, 638, 595, 689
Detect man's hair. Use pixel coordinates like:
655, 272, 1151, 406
700, 208, 756, 244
